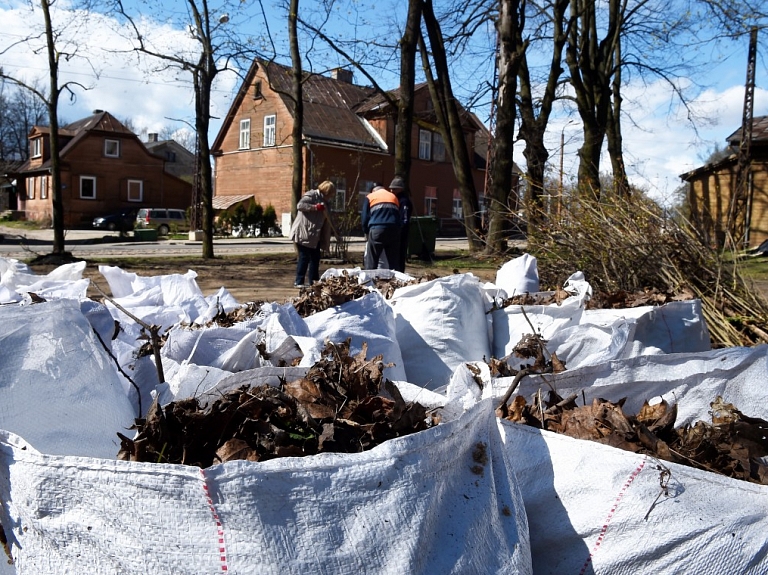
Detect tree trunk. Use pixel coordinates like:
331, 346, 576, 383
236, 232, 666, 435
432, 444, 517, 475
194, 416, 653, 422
606, 38, 630, 196
289, 0, 303, 217
394, 0, 421, 182
41, 0, 65, 254
194, 53, 216, 259
486, 0, 523, 255
516, 0, 568, 229
420, 0, 482, 252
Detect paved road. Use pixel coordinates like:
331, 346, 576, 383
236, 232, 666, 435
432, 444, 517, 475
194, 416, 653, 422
0, 226, 472, 259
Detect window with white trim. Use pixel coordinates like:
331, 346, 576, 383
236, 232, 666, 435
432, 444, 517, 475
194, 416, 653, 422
418, 129, 432, 160
239, 119, 251, 149
452, 197, 463, 220
127, 179, 143, 202
329, 177, 346, 212
26, 178, 35, 199
80, 176, 96, 199
263, 114, 276, 147
425, 197, 437, 216
40, 175, 48, 199
31, 138, 42, 158
433, 132, 446, 162
104, 139, 120, 158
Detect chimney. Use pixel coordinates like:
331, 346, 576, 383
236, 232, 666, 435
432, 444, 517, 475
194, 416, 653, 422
92, 109, 104, 114
148, 133, 159, 143
330, 68, 353, 84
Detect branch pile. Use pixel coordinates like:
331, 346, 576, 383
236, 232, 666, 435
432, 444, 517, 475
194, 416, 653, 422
117, 340, 435, 468
531, 196, 768, 347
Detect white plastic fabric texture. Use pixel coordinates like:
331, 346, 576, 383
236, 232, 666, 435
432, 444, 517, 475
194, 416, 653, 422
494, 253, 539, 295
390, 274, 492, 390
0, 400, 532, 575
0, 299, 137, 458
304, 290, 407, 381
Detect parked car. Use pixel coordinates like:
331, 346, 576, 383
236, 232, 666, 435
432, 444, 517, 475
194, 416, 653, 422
135, 208, 190, 236
92, 208, 138, 232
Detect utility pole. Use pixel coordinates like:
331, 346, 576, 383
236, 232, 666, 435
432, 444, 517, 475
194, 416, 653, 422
727, 26, 758, 250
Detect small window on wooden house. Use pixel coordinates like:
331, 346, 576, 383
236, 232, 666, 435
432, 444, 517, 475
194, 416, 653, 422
80, 176, 96, 199
263, 115, 276, 147
26, 178, 35, 199
128, 179, 143, 202
31, 138, 42, 158
424, 186, 437, 216
239, 119, 251, 149
104, 139, 120, 158
253, 81, 263, 100
40, 175, 48, 199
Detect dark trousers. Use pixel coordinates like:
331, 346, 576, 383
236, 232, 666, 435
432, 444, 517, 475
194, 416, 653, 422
364, 226, 400, 271
396, 225, 410, 272
295, 243, 321, 285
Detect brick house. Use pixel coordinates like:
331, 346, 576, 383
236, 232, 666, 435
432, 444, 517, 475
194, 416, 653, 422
212, 59, 508, 234
13, 111, 193, 227
680, 116, 768, 248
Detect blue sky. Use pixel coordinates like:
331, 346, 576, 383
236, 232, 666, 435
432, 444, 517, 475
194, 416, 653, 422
0, 0, 766, 206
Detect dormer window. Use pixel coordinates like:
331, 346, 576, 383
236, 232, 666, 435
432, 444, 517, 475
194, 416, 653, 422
104, 139, 120, 158
31, 138, 42, 158
253, 81, 263, 100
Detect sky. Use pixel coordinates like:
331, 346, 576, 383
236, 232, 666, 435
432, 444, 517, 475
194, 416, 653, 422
0, 0, 766, 208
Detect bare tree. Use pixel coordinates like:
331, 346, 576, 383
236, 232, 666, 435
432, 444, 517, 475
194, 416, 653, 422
288, 0, 304, 217
112, 0, 259, 259
0, 0, 94, 255
0, 80, 49, 161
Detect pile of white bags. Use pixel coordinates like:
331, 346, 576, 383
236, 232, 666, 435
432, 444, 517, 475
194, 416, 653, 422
1, 253, 766, 574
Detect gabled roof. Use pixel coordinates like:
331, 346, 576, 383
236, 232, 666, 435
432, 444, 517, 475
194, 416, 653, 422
213, 59, 382, 153
18, 111, 138, 173
726, 115, 768, 146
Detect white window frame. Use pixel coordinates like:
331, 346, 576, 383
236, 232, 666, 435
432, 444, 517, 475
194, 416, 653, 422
40, 175, 48, 199
239, 118, 251, 149
329, 177, 347, 212
127, 179, 143, 202
104, 139, 120, 158
419, 129, 432, 160
263, 114, 276, 147
452, 197, 463, 220
80, 176, 96, 199
31, 138, 42, 158
433, 132, 446, 162
425, 197, 437, 216
26, 178, 35, 199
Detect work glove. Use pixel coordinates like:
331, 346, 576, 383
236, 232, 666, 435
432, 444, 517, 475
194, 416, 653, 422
315, 203, 325, 212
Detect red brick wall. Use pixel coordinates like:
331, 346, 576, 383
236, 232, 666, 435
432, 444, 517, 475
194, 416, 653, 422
19, 133, 192, 227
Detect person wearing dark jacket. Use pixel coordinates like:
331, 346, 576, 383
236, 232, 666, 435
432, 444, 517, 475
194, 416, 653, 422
361, 184, 400, 270
389, 176, 412, 273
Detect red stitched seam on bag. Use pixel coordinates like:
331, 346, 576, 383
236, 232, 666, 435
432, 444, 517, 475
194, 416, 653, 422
201, 469, 229, 572
578, 456, 647, 575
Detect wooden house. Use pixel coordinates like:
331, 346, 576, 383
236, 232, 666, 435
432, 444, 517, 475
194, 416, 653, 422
212, 59, 510, 234
13, 111, 193, 228
681, 116, 768, 248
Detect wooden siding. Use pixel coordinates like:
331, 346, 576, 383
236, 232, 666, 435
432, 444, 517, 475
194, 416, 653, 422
687, 159, 768, 248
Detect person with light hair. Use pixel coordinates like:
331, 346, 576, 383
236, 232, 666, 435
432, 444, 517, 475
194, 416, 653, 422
289, 180, 336, 287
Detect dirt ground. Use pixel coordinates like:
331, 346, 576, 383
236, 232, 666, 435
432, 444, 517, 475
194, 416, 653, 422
28, 253, 500, 305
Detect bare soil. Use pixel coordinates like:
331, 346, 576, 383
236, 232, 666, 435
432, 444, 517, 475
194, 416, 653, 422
28, 253, 499, 305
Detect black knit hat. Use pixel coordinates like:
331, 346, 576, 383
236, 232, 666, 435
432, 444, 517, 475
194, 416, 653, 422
389, 176, 405, 190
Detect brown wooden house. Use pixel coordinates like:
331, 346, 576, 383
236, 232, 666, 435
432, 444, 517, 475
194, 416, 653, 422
681, 116, 768, 249
212, 59, 506, 234
13, 111, 193, 227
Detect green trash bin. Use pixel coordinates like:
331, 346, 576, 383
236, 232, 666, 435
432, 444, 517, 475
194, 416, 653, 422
408, 216, 437, 260
133, 228, 158, 242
